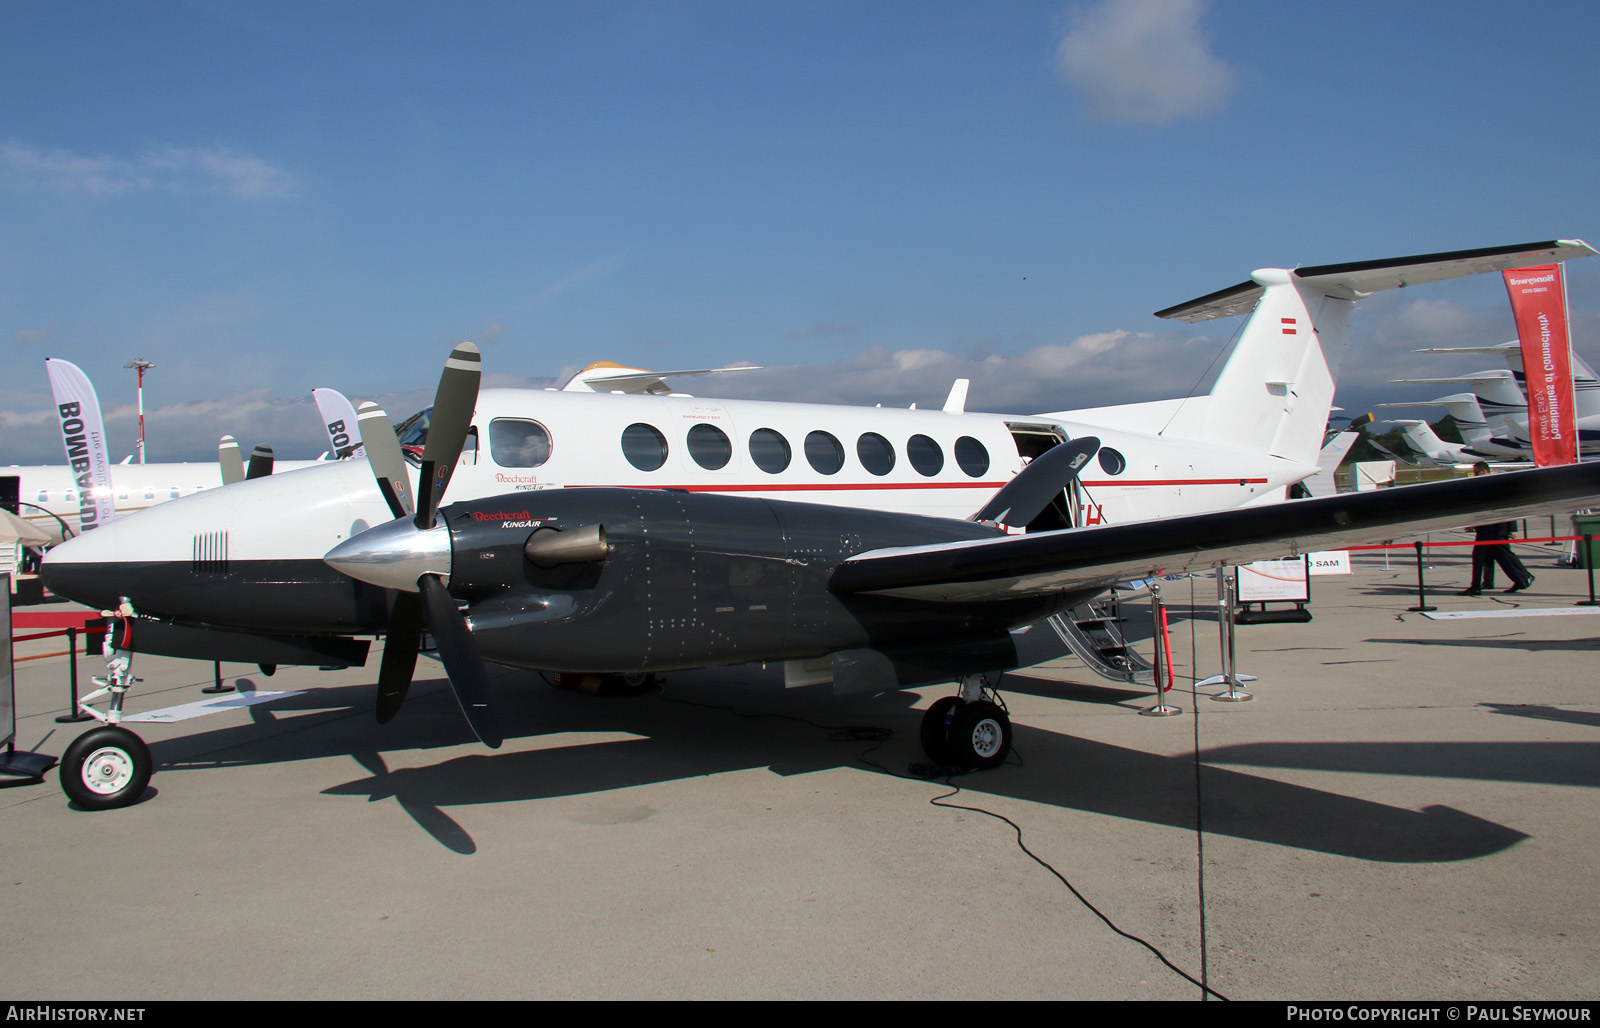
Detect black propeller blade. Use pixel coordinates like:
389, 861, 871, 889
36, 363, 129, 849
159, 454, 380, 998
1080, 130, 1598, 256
375, 590, 424, 723
969, 436, 1100, 530
415, 342, 481, 530
325, 341, 497, 745
417, 574, 502, 749
246, 444, 275, 480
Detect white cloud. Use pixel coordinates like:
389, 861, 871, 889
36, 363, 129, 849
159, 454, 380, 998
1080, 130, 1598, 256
0, 140, 299, 199
1056, 0, 1237, 124
1385, 298, 1491, 343
702, 328, 1223, 414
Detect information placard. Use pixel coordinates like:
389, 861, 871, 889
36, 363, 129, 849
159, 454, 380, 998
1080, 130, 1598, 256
1237, 557, 1310, 603
1308, 551, 1351, 576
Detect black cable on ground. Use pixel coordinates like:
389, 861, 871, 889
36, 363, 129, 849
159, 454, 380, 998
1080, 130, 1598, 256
923, 774, 1227, 1002
652, 671, 1226, 999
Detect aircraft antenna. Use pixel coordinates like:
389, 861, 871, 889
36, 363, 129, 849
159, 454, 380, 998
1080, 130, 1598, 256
1156, 315, 1245, 438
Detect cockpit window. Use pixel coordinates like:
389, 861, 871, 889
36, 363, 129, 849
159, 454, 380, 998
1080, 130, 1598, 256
489, 419, 551, 468
395, 408, 431, 452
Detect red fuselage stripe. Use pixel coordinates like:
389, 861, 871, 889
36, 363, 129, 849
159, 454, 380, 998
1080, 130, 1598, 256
1081, 478, 1271, 487
561, 478, 1271, 492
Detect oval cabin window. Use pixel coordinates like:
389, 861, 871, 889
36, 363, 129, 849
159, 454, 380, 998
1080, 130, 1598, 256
749, 429, 791, 474
954, 436, 990, 477
687, 423, 733, 470
857, 433, 895, 476
621, 423, 668, 472
907, 435, 944, 477
805, 431, 845, 475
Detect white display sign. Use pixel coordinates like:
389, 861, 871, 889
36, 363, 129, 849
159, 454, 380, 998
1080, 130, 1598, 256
1307, 550, 1351, 576
1236, 557, 1310, 602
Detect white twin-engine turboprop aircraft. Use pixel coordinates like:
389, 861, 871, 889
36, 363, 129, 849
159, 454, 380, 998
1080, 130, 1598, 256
52, 240, 1596, 582
37, 240, 1600, 809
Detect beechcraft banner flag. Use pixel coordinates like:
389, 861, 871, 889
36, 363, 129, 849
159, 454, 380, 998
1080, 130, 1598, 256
1503, 264, 1578, 466
312, 388, 365, 459
44, 358, 117, 532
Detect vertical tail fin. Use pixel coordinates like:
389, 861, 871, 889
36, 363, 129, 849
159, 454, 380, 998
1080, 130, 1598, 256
1153, 239, 1597, 467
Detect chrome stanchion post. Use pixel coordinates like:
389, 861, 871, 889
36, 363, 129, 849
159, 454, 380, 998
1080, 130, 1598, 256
1199, 566, 1255, 700
1214, 568, 1254, 701
1140, 581, 1181, 716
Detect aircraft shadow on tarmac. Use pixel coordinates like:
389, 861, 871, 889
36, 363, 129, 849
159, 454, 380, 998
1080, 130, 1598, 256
144, 665, 1529, 861
1479, 702, 1600, 730
1203, 739, 1600, 789
1365, 636, 1600, 653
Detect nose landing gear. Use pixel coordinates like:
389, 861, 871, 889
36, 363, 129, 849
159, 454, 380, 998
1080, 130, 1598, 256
58, 610, 153, 810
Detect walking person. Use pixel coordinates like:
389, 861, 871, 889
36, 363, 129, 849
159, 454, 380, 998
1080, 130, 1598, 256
1460, 464, 1536, 595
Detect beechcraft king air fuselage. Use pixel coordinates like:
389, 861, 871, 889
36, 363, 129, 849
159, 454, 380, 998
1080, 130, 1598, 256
41, 240, 1600, 658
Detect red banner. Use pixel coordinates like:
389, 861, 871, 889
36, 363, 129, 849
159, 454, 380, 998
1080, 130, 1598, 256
1503, 264, 1578, 466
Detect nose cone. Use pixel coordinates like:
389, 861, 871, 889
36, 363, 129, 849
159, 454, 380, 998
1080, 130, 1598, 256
325, 518, 451, 592
39, 523, 129, 610
40, 459, 393, 617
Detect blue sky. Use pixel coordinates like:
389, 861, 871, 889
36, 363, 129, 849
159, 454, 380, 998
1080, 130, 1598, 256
4, 0, 1599, 463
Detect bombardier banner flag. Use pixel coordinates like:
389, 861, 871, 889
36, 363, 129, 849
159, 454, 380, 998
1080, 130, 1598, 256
1503, 264, 1578, 466
312, 388, 365, 459
44, 358, 118, 532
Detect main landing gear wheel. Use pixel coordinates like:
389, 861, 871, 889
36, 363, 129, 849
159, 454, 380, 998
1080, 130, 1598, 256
60, 725, 152, 810
944, 700, 1012, 771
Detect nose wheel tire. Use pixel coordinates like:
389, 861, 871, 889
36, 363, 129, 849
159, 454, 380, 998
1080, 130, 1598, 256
945, 700, 1012, 771
60, 726, 152, 811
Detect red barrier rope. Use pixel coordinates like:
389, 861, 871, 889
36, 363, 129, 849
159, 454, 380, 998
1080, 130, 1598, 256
15, 629, 74, 644
1158, 606, 1175, 694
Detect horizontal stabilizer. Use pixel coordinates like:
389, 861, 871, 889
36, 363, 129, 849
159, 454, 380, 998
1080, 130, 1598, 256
1156, 240, 1596, 323
1414, 342, 1520, 357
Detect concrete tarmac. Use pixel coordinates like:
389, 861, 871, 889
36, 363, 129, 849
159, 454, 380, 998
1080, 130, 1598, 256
3, 543, 1598, 1001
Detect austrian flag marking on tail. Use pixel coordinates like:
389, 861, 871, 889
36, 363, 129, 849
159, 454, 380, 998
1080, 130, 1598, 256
1281, 318, 1298, 335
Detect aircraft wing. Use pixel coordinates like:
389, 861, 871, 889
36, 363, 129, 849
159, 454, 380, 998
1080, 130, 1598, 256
562, 362, 763, 394
830, 463, 1600, 602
